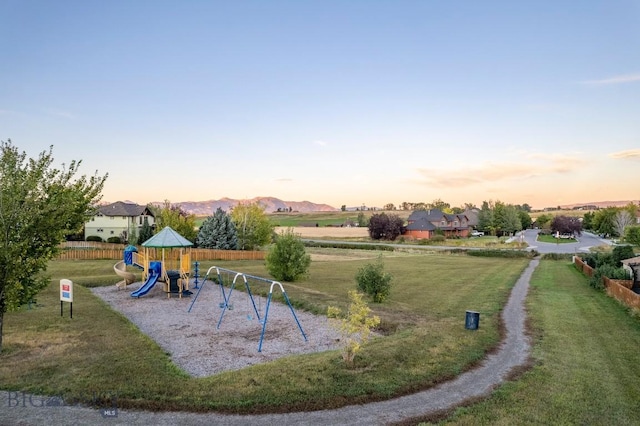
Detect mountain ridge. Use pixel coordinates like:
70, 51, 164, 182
159, 197, 338, 215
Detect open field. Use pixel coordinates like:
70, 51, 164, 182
434, 260, 640, 425
3, 253, 640, 423
277, 225, 369, 238
1, 251, 527, 413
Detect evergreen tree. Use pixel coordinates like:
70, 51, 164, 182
265, 228, 311, 281
196, 208, 238, 249
138, 216, 153, 244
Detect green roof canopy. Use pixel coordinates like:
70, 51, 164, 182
141, 226, 193, 248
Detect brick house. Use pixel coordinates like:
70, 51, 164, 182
403, 209, 471, 239
84, 201, 155, 242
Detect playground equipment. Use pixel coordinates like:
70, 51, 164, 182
130, 226, 193, 299
188, 266, 308, 352
113, 260, 136, 290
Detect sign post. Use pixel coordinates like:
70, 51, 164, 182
60, 279, 73, 318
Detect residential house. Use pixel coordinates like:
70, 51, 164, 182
404, 209, 471, 240
84, 201, 155, 242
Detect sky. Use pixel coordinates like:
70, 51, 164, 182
1, 1, 639, 210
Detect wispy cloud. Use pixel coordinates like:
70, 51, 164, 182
276, 177, 293, 182
313, 140, 327, 147
414, 152, 587, 188
609, 149, 640, 160
580, 73, 640, 85
44, 109, 76, 119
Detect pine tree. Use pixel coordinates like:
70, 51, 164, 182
196, 208, 238, 249
138, 216, 153, 245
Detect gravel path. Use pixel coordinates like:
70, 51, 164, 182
0, 259, 537, 425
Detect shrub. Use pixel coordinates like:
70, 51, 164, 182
612, 244, 636, 267
265, 228, 311, 282
582, 252, 614, 269
327, 290, 380, 366
86, 235, 103, 242
107, 236, 122, 244
466, 249, 534, 259
589, 264, 631, 290
355, 258, 392, 303
303, 241, 394, 251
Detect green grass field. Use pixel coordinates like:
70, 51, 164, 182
1, 250, 526, 413
2, 253, 640, 422
430, 260, 640, 425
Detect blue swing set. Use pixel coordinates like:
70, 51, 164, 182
187, 266, 308, 352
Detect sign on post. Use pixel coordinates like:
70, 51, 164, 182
60, 279, 73, 318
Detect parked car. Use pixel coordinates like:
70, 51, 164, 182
471, 231, 485, 237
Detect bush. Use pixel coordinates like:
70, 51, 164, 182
466, 249, 534, 258
589, 264, 631, 290
86, 235, 103, 242
303, 241, 394, 251
541, 253, 574, 261
265, 228, 311, 282
583, 252, 614, 269
355, 258, 392, 303
107, 236, 122, 244
612, 244, 636, 267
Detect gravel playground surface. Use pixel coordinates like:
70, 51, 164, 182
91, 279, 341, 377
0, 259, 538, 425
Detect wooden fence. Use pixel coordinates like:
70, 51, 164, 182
60, 241, 127, 249
56, 248, 265, 261
574, 256, 639, 310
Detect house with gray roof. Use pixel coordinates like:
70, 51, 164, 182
84, 201, 155, 242
404, 209, 471, 240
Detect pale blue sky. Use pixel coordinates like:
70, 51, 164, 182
1, 1, 639, 209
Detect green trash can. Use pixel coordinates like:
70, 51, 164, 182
465, 310, 480, 330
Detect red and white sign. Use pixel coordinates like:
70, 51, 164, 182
60, 279, 73, 303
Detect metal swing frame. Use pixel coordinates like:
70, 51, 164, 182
187, 266, 308, 352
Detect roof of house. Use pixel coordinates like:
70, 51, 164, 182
622, 256, 640, 266
98, 201, 152, 217
405, 218, 438, 231
408, 209, 469, 223
462, 209, 479, 226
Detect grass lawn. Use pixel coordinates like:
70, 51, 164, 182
0, 250, 528, 413
536, 234, 577, 244
431, 260, 640, 425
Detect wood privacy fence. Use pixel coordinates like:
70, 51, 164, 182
56, 247, 265, 261
574, 256, 639, 309
60, 241, 127, 249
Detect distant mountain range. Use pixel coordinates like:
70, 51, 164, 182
557, 200, 640, 210
158, 197, 338, 215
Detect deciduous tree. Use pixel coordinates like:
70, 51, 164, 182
367, 213, 404, 240
614, 210, 634, 238
153, 200, 198, 242
327, 290, 380, 366
230, 202, 273, 250
624, 226, 640, 247
551, 215, 582, 236
592, 207, 618, 237
0, 140, 106, 351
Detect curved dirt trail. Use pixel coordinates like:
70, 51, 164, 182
0, 259, 538, 426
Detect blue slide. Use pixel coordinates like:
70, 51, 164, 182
130, 270, 160, 298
